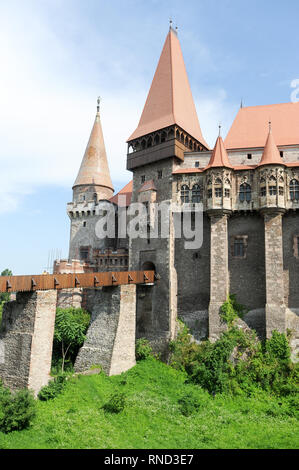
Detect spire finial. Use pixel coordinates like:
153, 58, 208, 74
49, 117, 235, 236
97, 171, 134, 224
97, 96, 101, 114
269, 119, 272, 133
240, 98, 243, 109
175, 25, 178, 34
169, 18, 173, 30
219, 124, 222, 137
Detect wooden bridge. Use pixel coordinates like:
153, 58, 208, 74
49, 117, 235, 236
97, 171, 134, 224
0, 270, 156, 293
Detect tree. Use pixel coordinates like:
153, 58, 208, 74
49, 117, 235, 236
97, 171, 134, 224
53, 307, 91, 372
0, 269, 12, 303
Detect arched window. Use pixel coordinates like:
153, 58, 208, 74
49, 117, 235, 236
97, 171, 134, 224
154, 134, 160, 145
192, 184, 201, 203
290, 179, 299, 201
147, 137, 152, 148
181, 185, 190, 203
239, 183, 252, 202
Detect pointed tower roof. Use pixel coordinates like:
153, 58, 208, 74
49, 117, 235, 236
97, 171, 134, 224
259, 123, 285, 167
128, 28, 208, 149
206, 134, 232, 169
73, 101, 114, 191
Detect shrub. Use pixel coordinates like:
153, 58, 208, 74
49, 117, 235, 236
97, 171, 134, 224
266, 330, 291, 362
136, 338, 153, 361
0, 382, 36, 433
38, 374, 67, 401
220, 294, 247, 326
178, 392, 201, 417
103, 392, 126, 413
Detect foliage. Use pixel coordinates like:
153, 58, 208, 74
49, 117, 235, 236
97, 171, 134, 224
53, 307, 91, 372
169, 309, 298, 397
135, 338, 153, 361
220, 294, 247, 326
0, 359, 298, 449
0, 269, 13, 325
0, 381, 36, 433
38, 374, 67, 401
178, 392, 201, 416
102, 392, 126, 413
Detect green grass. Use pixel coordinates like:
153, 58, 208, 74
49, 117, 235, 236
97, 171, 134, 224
0, 358, 298, 449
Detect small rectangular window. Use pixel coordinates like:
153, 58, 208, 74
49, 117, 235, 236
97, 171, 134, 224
269, 186, 277, 196
141, 175, 145, 183
195, 161, 200, 168
215, 188, 222, 198
232, 236, 248, 259
247, 154, 252, 160
279, 186, 284, 196
260, 187, 266, 197
280, 151, 284, 159
208, 189, 212, 199
158, 170, 162, 179
224, 189, 230, 198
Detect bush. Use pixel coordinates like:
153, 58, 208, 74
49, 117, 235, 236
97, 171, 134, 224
220, 294, 247, 326
178, 392, 201, 417
0, 382, 36, 433
266, 330, 291, 362
136, 338, 153, 361
103, 392, 126, 413
38, 374, 67, 401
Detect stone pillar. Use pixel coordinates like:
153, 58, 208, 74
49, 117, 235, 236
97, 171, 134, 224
75, 284, 136, 375
263, 210, 286, 337
208, 212, 230, 341
0, 290, 57, 395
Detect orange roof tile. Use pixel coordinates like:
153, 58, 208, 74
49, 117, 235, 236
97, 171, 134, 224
73, 112, 114, 191
172, 168, 204, 174
206, 136, 232, 169
128, 29, 208, 149
259, 127, 285, 167
225, 102, 299, 149
109, 181, 133, 207
138, 179, 157, 192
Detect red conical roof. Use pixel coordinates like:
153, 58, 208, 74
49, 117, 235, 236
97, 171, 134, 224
206, 135, 232, 169
128, 28, 208, 149
73, 111, 114, 191
259, 126, 285, 167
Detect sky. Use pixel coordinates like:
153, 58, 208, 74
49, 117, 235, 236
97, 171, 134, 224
0, 0, 298, 274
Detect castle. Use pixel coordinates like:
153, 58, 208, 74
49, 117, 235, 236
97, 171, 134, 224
55, 26, 299, 355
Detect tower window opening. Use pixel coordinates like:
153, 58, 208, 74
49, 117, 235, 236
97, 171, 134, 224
269, 186, 277, 196
192, 184, 201, 203
290, 179, 299, 201
79, 247, 89, 261
247, 154, 252, 160
180, 185, 190, 203
232, 237, 247, 258
215, 187, 222, 198
158, 170, 163, 179
141, 175, 146, 183
83, 221, 87, 227
280, 151, 284, 159
195, 161, 200, 168
239, 183, 251, 202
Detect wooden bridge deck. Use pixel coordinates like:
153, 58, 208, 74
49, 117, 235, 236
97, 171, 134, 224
0, 271, 155, 293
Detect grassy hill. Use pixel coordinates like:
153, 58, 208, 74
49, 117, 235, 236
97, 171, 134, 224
0, 358, 298, 449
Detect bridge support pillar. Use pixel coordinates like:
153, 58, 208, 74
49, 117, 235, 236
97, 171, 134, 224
75, 284, 137, 375
0, 290, 57, 395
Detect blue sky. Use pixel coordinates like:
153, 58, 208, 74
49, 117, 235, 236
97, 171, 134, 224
0, 0, 298, 274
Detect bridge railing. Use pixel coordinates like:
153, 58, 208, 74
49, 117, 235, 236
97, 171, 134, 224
0, 271, 156, 293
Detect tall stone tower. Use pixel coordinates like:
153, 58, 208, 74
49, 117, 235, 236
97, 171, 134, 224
67, 100, 114, 264
127, 27, 208, 355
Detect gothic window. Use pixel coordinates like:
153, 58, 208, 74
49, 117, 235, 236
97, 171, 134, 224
181, 184, 190, 203
224, 188, 230, 198
279, 186, 284, 196
260, 187, 266, 197
176, 130, 180, 140
141, 139, 146, 150
239, 183, 251, 202
208, 189, 212, 199
215, 187, 222, 198
192, 184, 201, 203
290, 179, 299, 201
154, 134, 160, 145
269, 186, 277, 196
147, 137, 152, 148
232, 236, 248, 259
